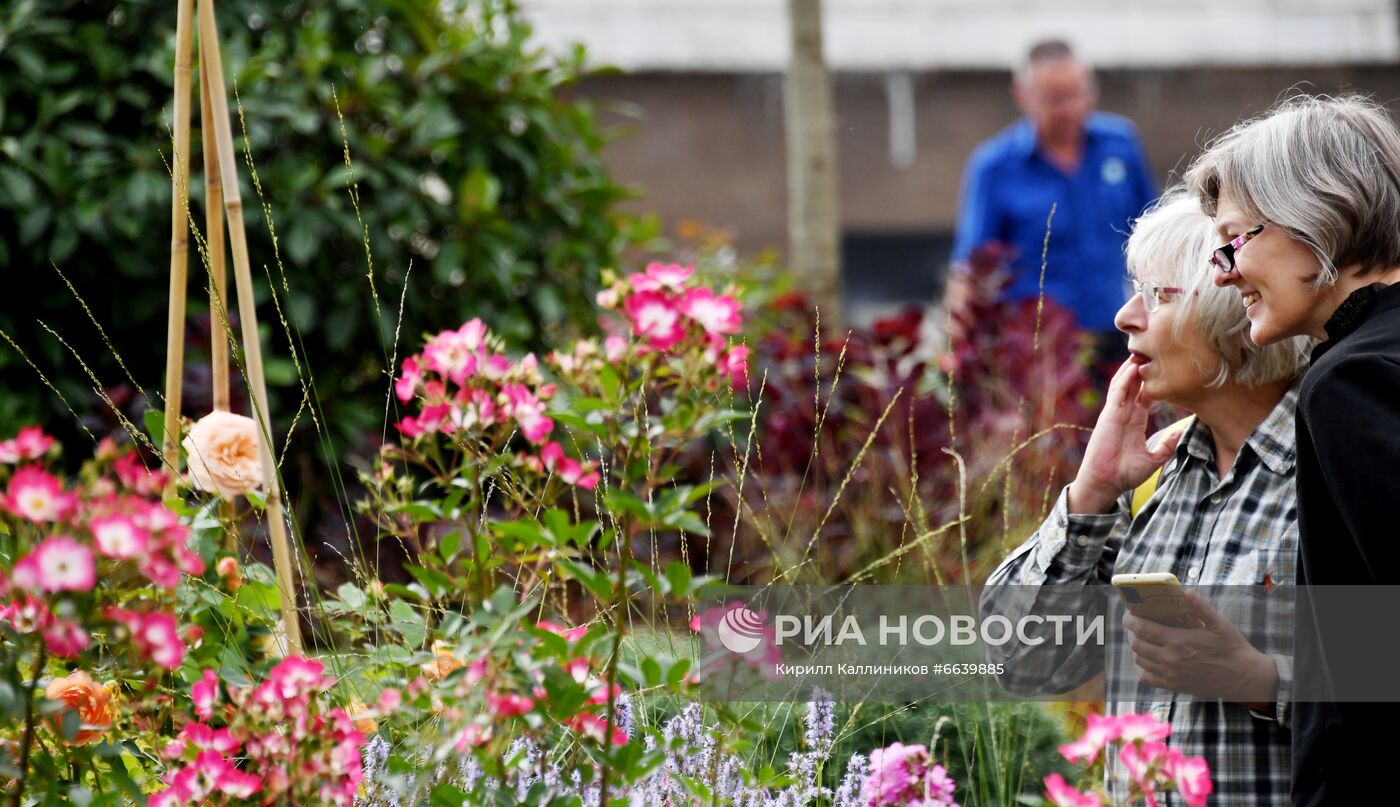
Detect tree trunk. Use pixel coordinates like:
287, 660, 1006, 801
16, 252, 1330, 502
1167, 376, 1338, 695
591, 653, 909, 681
785, 0, 842, 330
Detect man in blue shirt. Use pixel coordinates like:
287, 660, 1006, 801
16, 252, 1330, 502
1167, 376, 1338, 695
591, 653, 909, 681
950, 40, 1157, 370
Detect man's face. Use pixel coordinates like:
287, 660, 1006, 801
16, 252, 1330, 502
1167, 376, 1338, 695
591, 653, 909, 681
1015, 58, 1094, 144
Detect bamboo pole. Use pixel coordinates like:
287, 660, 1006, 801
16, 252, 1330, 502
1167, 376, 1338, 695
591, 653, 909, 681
161, 0, 196, 495
197, 0, 303, 654
200, 50, 230, 413
200, 47, 239, 552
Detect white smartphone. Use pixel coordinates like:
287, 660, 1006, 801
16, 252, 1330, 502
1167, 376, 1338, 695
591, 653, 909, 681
1111, 572, 1202, 628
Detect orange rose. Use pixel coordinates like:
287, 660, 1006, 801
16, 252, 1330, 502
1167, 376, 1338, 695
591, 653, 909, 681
182, 411, 264, 499
420, 641, 463, 682
347, 698, 378, 735
45, 671, 114, 745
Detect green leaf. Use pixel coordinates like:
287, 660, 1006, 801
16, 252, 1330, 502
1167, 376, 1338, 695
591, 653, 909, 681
603, 490, 651, 523
429, 783, 469, 806
558, 558, 613, 601
439, 530, 462, 563
405, 564, 453, 599
664, 510, 711, 538
234, 580, 281, 618
457, 166, 500, 219
389, 599, 427, 647
493, 519, 544, 550
387, 502, 440, 521
143, 408, 168, 448
641, 656, 663, 687
0, 166, 35, 207
335, 582, 367, 611
664, 561, 693, 597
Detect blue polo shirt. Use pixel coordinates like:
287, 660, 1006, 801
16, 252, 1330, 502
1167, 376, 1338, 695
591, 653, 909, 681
951, 112, 1158, 333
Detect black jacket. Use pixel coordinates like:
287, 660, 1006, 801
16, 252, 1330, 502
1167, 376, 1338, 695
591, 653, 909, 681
1292, 282, 1400, 806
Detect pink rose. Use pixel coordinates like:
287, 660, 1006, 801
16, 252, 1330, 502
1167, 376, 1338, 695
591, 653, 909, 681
182, 412, 264, 499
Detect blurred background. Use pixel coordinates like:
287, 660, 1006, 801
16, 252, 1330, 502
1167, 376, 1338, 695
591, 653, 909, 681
522, 0, 1400, 326
4, 0, 1400, 590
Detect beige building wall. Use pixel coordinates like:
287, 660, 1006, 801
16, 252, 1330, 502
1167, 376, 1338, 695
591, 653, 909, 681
577, 66, 1400, 258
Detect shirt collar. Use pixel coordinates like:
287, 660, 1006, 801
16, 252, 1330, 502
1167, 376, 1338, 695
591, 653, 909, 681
1244, 379, 1301, 475
1322, 282, 1388, 343
1174, 379, 1300, 476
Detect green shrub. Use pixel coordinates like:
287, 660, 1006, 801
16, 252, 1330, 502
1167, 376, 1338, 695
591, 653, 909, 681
0, 0, 638, 454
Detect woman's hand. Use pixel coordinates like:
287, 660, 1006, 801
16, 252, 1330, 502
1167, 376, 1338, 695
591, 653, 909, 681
1123, 592, 1280, 708
1067, 360, 1184, 514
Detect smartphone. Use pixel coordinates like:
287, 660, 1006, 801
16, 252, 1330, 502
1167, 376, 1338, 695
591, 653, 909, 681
1110, 572, 1202, 628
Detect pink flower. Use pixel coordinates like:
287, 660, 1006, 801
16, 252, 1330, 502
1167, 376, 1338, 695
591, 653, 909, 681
862, 742, 959, 807
377, 687, 402, 715
180, 722, 240, 754
422, 320, 487, 385
500, 384, 553, 444
395, 355, 424, 403
114, 452, 168, 495
629, 262, 694, 293
139, 612, 185, 670
564, 657, 591, 683
454, 723, 491, 750
1116, 712, 1171, 744
480, 353, 513, 381
1165, 753, 1213, 807
215, 767, 263, 799
0, 427, 55, 463
89, 514, 150, 560
0, 596, 52, 634
108, 608, 185, 670
15, 535, 95, 593
192, 669, 220, 720
1120, 740, 1171, 790
717, 344, 750, 389
1058, 713, 1121, 764
267, 655, 329, 701
596, 286, 621, 308
1044, 773, 1103, 807
487, 691, 534, 719
536, 619, 590, 642
5, 466, 77, 524
568, 713, 628, 746
624, 291, 686, 352
536, 442, 600, 490
604, 335, 628, 362
42, 619, 89, 658
679, 287, 742, 335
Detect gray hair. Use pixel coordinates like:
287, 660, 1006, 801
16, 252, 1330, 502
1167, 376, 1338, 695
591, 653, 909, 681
1014, 38, 1095, 89
1184, 93, 1400, 288
1126, 191, 1308, 388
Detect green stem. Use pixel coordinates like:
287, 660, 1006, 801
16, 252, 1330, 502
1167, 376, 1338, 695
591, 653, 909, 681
597, 519, 635, 805
13, 642, 48, 807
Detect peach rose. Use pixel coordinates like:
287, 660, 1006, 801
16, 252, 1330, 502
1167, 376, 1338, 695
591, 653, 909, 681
45, 670, 114, 745
347, 698, 378, 735
182, 411, 264, 499
421, 641, 464, 682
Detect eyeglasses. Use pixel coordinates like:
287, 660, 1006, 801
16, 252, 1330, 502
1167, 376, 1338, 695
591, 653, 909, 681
1209, 223, 1266, 275
1131, 279, 1188, 313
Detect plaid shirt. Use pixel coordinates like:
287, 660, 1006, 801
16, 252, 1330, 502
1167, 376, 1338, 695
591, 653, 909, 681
981, 382, 1300, 806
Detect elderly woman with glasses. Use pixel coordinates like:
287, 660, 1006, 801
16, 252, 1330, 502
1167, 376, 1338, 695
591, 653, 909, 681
1185, 94, 1400, 807
982, 191, 1308, 806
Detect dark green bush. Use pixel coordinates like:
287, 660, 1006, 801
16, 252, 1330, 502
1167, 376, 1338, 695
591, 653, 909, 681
0, 0, 638, 456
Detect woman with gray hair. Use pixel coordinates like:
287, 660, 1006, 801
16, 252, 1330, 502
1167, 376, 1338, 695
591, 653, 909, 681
1186, 93, 1400, 806
982, 191, 1308, 806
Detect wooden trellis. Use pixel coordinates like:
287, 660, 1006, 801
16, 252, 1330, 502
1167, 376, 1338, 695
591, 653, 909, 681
162, 0, 303, 654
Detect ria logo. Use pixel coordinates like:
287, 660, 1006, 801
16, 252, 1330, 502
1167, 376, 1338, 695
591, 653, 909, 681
716, 604, 765, 654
